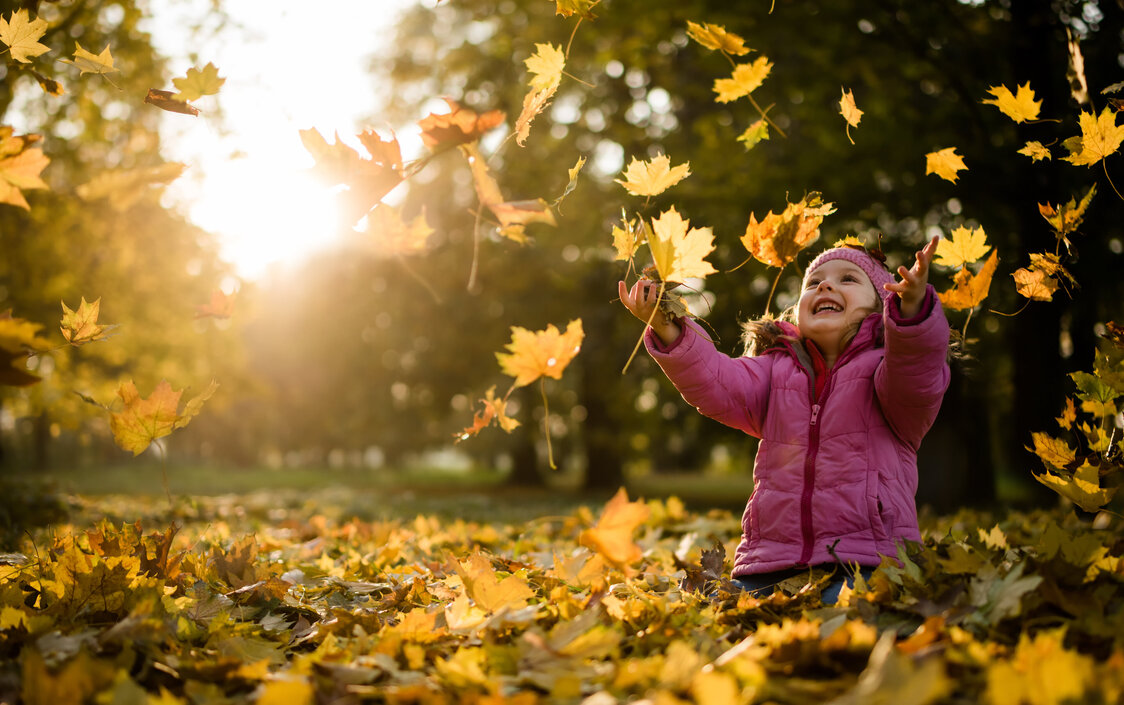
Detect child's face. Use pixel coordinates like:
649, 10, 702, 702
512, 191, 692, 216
796, 259, 881, 354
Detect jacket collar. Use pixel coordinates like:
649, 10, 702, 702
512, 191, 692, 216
770, 312, 883, 369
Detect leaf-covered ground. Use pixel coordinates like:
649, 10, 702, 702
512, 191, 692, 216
2, 487, 1122, 705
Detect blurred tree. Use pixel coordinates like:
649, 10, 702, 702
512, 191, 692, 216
359, 0, 1123, 501
0, 0, 243, 473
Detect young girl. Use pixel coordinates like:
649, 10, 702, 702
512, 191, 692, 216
618, 237, 949, 602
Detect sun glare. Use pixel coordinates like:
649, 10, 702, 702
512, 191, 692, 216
186, 158, 343, 280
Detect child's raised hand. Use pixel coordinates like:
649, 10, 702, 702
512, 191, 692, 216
884, 236, 939, 318
618, 279, 681, 346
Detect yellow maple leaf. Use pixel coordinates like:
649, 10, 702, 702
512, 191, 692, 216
985, 629, 1095, 705
713, 56, 772, 103
937, 248, 998, 311
1038, 184, 1095, 240
579, 487, 651, 567
456, 553, 535, 613
934, 225, 989, 268
741, 194, 834, 268
839, 87, 863, 144
981, 83, 1042, 123
109, 379, 218, 455
1018, 140, 1052, 162
1029, 431, 1076, 470
614, 154, 691, 197
368, 204, 433, 256
685, 21, 751, 55
515, 80, 557, 147
70, 42, 118, 76
172, 62, 225, 102
524, 43, 564, 92
647, 206, 717, 283
496, 319, 584, 388
611, 214, 645, 262
1062, 107, 1124, 166
0, 9, 49, 63
60, 297, 113, 345
1012, 268, 1057, 302
0, 130, 49, 210
737, 119, 769, 150
554, 0, 600, 19
925, 147, 967, 183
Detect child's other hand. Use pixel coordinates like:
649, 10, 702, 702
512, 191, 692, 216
884, 236, 939, 318
618, 280, 681, 346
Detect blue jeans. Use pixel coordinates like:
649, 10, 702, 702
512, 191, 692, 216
731, 564, 875, 605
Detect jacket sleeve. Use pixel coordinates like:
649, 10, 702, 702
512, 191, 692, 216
874, 286, 951, 450
645, 318, 773, 437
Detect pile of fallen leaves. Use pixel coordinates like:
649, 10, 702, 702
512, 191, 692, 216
1, 488, 1122, 705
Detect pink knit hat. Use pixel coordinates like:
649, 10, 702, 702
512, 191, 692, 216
802, 246, 896, 303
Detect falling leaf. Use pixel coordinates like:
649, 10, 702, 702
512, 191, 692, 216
647, 207, 717, 283
553, 156, 585, 209
737, 119, 769, 150
0, 311, 50, 387
455, 386, 520, 441
1061, 108, 1124, 166
0, 9, 49, 63
143, 88, 200, 116
685, 21, 751, 55
611, 213, 645, 262
515, 82, 556, 147
981, 83, 1042, 123
937, 248, 998, 311
418, 98, 505, 151
934, 225, 989, 269
839, 87, 863, 144
713, 56, 772, 103
69, 43, 118, 76
60, 297, 114, 345
109, 379, 218, 456
614, 154, 691, 197
496, 319, 584, 388
1039, 184, 1095, 254
925, 147, 967, 183
524, 43, 565, 92
554, 0, 600, 19
1066, 29, 1089, 108
1012, 268, 1058, 302
1018, 141, 1051, 162
76, 162, 186, 211
490, 199, 557, 230
741, 193, 834, 268
172, 62, 225, 102
194, 290, 236, 319
300, 127, 404, 224
0, 127, 49, 210
579, 488, 650, 567
30, 70, 64, 96
367, 205, 434, 256
1056, 398, 1077, 430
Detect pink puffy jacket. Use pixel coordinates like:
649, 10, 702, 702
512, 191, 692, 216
646, 288, 950, 576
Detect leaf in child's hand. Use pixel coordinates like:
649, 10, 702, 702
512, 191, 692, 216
937, 248, 998, 310
686, 21, 751, 55
614, 154, 691, 197
60, 297, 114, 345
496, 319, 583, 388
934, 225, 989, 268
981, 83, 1041, 123
925, 147, 967, 183
579, 487, 650, 567
647, 207, 717, 283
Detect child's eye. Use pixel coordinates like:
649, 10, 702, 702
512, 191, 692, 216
843, 274, 858, 282
806, 279, 820, 288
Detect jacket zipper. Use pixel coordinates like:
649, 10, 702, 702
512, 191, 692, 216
799, 374, 831, 565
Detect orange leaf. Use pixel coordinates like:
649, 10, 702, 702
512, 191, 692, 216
496, 319, 583, 388
579, 487, 650, 567
418, 98, 505, 151
938, 249, 998, 311
299, 127, 404, 224
0, 126, 49, 210
1012, 268, 1057, 302
109, 379, 218, 455
455, 386, 520, 442
60, 297, 113, 345
741, 193, 834, 268
195, 290, 236, 319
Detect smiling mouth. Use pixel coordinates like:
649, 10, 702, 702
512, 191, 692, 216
813, 302, 843, 314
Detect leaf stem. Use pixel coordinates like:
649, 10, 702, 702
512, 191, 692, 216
565, 17, 583, 58
763, 265, 784, 315
467, 201, 485, 293
1103, 160, 1123, 201
395, 255, 443, 304
989, 300, 1031, 317
540, 378, 555, 470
